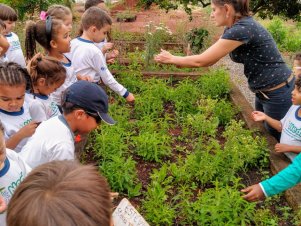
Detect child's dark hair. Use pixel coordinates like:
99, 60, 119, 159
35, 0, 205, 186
7, 160, 112, 226
25, 18, 64, 60
81, 6, 112, 31
84, 0, 105, 11
0, 19, 6, 31
296, 75, 301, 90
47, 4, 72, 21
0, 4, 17, 21
27, 53, 66, 90
0, 62, 30, 89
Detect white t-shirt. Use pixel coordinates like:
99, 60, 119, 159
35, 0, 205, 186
0, 54, 8, 63
5, 32, 26, 68
27, 93, 60, 122
95, 39, 106, 51
51, 59, 77, 105
70, 37, 127, 97
0, 96, 32, 152
20, 115, 75, 168
280, 105, 301, 161
0, 149, 31, 226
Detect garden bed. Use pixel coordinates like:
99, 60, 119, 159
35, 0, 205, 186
82, 68, 299, 225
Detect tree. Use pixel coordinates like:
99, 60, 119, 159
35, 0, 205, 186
138, 0, 301, 21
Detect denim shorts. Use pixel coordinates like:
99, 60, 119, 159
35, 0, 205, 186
255, 77, 295, 141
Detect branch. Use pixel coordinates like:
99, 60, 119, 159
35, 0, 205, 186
199, 0, 211, 7
251, 0, 266, 14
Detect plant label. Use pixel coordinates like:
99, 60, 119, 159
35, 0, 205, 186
113, 198, 149, 226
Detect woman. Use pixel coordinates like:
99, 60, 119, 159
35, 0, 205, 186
154, 0, 294, 140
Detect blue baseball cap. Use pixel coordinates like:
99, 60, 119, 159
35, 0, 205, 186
63, 81, 116, 125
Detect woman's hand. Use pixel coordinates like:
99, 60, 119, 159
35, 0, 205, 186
0, 195, 6, 213
241, 184, 265, 202
154, 49, 174, 64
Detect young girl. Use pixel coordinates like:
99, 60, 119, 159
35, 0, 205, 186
26, 53, 66, 122
0, 62, 38, 153
46, 4, 73, 31
25, 15, 78, 107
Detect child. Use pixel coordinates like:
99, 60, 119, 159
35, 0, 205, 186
251, 76, 301, 161
83, 0, 119, 63
0, 20, 9, 63
0, 120, 31, 226
25, 15, 78, 106
293, 53, 301, 77
242, 75, 301, 201
0, 62, 38, 152
0, 4, 26, 68
46, 4, 73, 31
26, 53, 66, 122
70, 7, 134, 102
20, 80, 115, 168
6, 160, 112, 226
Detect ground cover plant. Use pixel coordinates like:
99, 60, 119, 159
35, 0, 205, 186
83, 68, 299, 225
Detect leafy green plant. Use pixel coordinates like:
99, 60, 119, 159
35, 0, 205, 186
267, 18, 288, 46
132, 131, 171, 162
100, 156, 141, 197
197, 69, 231, 98
144, 22, 173, 67
186, 27, 209, 54
213, 99, 238, 125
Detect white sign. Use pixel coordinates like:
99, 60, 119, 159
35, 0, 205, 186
113, 198, 149, 226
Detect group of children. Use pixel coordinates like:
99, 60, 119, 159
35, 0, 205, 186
1, 0, 301, 224
0, 0, 132, 225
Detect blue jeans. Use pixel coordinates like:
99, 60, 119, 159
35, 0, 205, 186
255, 77, 295, 141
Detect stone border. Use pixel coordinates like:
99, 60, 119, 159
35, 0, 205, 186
230, 81, 301, 210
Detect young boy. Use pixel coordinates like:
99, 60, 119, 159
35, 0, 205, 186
70, 7, 134, 102
0, 4, 26, 68
293, 53, 301, 77
84, 0, 118, 63
6, 160, 112, 226
20, 80, 115, 168
0, 120, 31, 226
242, 75, 301, 201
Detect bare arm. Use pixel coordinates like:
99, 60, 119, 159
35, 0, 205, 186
0, 34, 9, 57
252, 111, 282, 132
154, 39, 243, 67
6, 122, 37, 150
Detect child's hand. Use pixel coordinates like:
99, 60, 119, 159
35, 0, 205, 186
251, 111, 266, 122
102, 42, 114, 53
275, 143, 290, 153
18, 121, 38, 138
126, 93, 135, 102
241, 184, 265, 202
0, 195, 6, 213
106, 50, 119, 64
77, 74, 93, 82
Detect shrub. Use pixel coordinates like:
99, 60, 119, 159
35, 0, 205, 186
267, 18, 287, 46
186, 27, 209, 54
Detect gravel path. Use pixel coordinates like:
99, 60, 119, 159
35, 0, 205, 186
213, 55, 255, 109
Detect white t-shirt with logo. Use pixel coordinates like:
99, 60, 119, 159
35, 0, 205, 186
0, 96, 32, 153
51, 59, 77, 106
70, 37, 127, 97
27, 93, 60, 123
0, 149, 31, 226
280, 105, 301, 161
20, 115, 75, 168
5, 32, 26, 68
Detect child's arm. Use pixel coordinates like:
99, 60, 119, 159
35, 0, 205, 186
6, 122, 38, 150
242, 153, 301, 201
274, 143, 301, 153
0, 34, 9, 57
0, 195, 6, 213
252, 111, 282, 132
92, 53, 135, 102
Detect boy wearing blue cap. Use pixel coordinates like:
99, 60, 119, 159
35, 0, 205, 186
20, 80, 115, 168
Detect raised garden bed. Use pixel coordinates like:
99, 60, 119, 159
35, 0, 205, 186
82, 68, 300, 225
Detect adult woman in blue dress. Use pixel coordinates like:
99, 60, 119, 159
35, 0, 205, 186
154, 0, 294, 141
